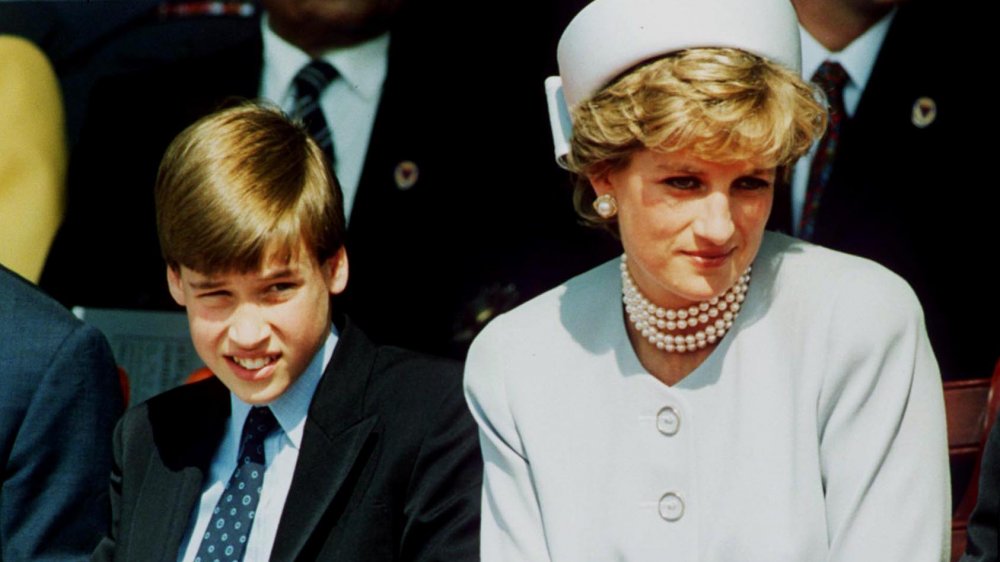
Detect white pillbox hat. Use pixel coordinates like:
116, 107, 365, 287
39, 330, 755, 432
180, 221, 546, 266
546, 0, 802, 168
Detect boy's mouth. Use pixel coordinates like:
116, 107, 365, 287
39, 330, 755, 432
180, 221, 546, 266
229, 355, 278, 371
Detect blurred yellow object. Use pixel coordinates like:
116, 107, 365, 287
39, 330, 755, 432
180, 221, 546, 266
0, 35, 66, 283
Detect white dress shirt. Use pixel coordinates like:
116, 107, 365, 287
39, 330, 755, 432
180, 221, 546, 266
259, 17, 389, 221
790, 10, 896, 231
177, 327, 339, 562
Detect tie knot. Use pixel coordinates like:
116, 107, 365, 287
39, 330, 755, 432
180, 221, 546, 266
239, 406, 278, 464
293, 59, 338, 99
811, 61, 850, 98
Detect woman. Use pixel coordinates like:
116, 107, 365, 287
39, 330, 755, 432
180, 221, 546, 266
464, 0, 949, 560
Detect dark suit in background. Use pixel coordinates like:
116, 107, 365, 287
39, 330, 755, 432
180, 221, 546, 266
37, 3, 616, 359
0, 265, 123, 561
769, 0, 997, 380
92, 320, 481, 561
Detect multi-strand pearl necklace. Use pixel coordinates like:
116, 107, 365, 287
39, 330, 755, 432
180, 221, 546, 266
620, 255, 751, 353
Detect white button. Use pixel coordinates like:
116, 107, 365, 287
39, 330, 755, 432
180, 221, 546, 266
656, 406, 680, 436
658, 492, 685, 522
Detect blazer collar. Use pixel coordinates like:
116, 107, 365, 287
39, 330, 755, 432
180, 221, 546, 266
270, 317, 381, 560
130, 378, 230, 562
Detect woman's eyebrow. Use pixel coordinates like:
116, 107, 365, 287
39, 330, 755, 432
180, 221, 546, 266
655, 163, 702, 173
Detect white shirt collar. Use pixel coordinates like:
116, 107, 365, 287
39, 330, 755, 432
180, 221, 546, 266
260, 15, 389, 106
229, 324, 339, 453
799, 8, 896, 96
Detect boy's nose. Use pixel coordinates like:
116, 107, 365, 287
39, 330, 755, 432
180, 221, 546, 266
228, 305, 271, 348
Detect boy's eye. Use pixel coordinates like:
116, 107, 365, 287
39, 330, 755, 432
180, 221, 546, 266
268, 282, 297, 293
664, 176, 700, 190
197, 290, 230, 300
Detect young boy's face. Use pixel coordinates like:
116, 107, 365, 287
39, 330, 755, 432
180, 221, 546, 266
167, 242, 348, 404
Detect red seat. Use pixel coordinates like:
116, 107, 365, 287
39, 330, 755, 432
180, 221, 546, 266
117, 366, 130, 407
945, 359, 1000, 561
185, 366, 214, 385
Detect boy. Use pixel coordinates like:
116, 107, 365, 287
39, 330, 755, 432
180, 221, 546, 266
92, 103, 481, 561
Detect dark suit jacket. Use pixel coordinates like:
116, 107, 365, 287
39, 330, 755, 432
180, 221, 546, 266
0, 264, 123, 561
962, 411, 1000, 562
768, 0, 997, 380
91, 319, 481, 561
40, 6, 615, 358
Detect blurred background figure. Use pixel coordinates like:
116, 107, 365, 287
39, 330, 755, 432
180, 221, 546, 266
0, 35, 122, 561
769, 0, 997, 381
5, 0, 615, 360
0, 36, 66, 282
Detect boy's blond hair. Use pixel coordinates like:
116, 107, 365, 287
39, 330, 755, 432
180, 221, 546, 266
155, 102, 345, 273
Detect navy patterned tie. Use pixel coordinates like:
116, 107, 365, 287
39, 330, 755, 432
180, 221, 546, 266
799, 61, 850, 240
292, 59, 338, 167
194, 406, 278, 562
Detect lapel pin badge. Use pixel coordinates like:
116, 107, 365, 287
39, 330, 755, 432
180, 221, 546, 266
911, 96, 937, 128
394, 161, 419, 190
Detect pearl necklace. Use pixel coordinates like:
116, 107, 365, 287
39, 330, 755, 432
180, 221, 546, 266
620, 255, 751, 353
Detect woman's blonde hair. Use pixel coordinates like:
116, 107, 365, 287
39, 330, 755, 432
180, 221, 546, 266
567, 47, 826, 226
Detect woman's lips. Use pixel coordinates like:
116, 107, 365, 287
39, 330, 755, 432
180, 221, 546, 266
682, 248, 735, 267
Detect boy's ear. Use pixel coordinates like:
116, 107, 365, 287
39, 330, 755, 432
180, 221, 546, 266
325, 246, 349, 296
166, 266, 186, 306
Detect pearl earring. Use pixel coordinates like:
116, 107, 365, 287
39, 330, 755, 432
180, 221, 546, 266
593, 194, 618, 219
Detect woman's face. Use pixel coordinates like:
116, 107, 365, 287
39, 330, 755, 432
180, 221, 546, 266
591, 148, 774, 309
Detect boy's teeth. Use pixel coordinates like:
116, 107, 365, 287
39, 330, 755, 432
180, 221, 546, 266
234, 356, 273, 370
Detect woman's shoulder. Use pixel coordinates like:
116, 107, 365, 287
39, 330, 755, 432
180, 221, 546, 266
760, 231, 919, 303
467, 257, 622, 368
465, 257, 627, 422
757, 231, 925, 332
487, 255, 619, 324
747, 234, 939, 408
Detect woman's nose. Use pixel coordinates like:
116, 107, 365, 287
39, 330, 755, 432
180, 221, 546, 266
228, 305, 271, 348
692, 193, 735, 244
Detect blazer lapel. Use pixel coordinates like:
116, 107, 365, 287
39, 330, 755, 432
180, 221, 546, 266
127, 379, 230, 562
270, 319, 380, 561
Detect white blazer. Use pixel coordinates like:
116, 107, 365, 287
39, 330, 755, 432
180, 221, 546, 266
465, 232, 949, 562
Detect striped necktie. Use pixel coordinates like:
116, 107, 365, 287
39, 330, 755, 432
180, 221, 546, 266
799, 61, 850, 240
292, 59, 339, 167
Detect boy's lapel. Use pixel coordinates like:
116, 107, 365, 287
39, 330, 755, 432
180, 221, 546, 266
130, 379, 230, 562
270, 319, 381, 561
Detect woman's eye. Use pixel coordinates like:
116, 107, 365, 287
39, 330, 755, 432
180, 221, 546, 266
734, 177, 772, 190
664, 176, 700, 190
